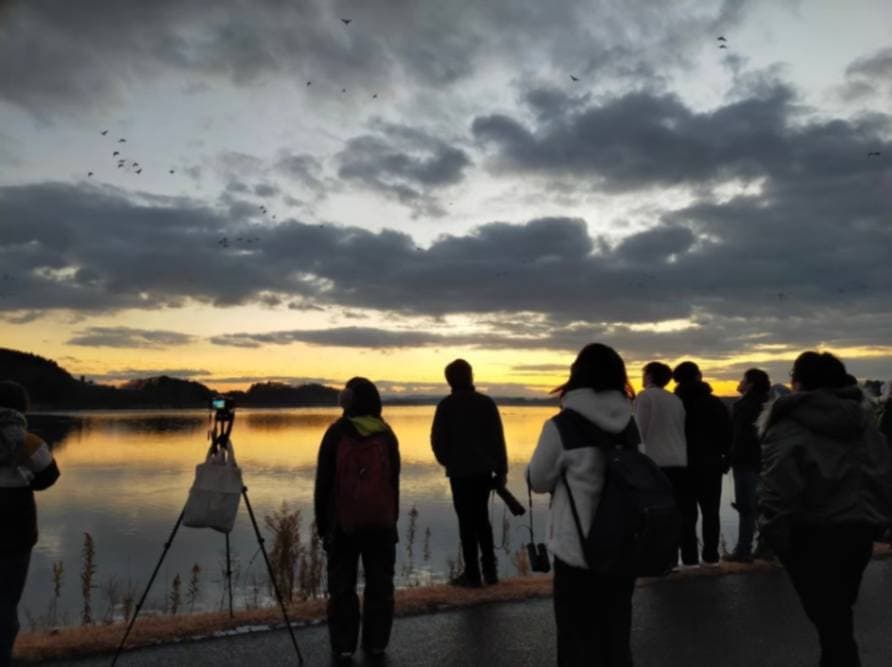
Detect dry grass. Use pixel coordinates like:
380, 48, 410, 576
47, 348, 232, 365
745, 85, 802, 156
15, 543, 892, 663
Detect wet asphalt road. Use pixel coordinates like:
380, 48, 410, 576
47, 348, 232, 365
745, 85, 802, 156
47, 558, 892, 667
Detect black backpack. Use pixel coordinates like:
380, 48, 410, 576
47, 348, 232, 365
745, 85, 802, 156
555, 409, 681, 577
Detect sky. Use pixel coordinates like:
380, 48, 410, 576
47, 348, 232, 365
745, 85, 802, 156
1, 0, 891, 397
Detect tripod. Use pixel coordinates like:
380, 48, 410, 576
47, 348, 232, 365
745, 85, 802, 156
111, 404, 304, 665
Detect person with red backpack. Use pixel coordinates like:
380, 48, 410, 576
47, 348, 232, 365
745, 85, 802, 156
314, 377, 400, 662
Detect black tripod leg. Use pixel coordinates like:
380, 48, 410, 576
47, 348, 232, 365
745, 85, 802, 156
111, 509, 185, 666
242, 487, 304, 665
225, 533, 234, 618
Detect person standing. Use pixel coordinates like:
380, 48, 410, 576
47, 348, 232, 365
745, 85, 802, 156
431, 359, 508, 587
759, 351, 892, 667
725, 368, 770, 563
315, 377, 400, 661
528, 343, 639, 666
673, 361, 732, 566
1, 381, 60, 666
633, 362, 692, 566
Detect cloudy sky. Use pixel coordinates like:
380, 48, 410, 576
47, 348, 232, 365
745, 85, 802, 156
1, 0, 891, 396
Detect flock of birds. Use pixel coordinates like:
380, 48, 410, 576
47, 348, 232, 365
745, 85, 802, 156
88, 129, 175, 178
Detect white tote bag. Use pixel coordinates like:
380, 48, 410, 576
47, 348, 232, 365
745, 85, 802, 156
182, 439, 243, 533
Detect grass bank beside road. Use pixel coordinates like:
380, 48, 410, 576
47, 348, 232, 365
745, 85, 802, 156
16, 544, 892, 663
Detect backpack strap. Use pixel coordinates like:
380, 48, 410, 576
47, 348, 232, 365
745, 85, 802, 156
561, 469, 588, 563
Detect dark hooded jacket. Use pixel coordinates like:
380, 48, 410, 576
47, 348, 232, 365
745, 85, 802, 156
730, 390, 769, 467
431, 387, 508, 479
757, 387, 892, 554
674, 381, 732, 469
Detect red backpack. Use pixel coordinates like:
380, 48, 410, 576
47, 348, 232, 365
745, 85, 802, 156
335, 430, 397, 534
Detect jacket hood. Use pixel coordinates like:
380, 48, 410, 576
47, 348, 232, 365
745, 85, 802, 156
562, 388, 632, 434
675, 381, 714, 399
758, 386, 870, 440
347, 415, 389, 437
0, 407, 27, 465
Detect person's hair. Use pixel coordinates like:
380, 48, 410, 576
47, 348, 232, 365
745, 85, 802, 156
643, 362, 673, 388
791, 351, 848, 391
672, 361, 701, 386
553, 343, 634, 399
444, 359, 473, 390
742, 368, 771, 394
341, 377, 382, 417
0, 381, 29, 413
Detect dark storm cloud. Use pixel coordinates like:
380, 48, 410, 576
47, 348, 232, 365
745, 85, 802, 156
615, 225, 695, 263
67, 326, 195, 349
0, 0, 753, 116
336, 124, 471, 217
840, 47, 892, 100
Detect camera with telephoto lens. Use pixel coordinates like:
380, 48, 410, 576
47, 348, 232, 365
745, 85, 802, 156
527, 542, 551, 573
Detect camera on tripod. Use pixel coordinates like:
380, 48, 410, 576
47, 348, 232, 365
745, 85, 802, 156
211, 396, 235, 414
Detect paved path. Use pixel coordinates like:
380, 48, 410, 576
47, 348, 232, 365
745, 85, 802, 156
50, 559, 892, 666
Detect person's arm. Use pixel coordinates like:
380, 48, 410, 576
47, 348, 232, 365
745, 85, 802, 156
527, 421, 562, 494
490, 399, 508, 483
314, 423, 340, 542
757, 422, 805, 558
430, 401, 449, 468
20, 433, 59, 491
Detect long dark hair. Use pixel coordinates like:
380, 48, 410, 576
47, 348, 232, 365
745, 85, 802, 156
791, 351, 848, 391
553, 343, 634, 399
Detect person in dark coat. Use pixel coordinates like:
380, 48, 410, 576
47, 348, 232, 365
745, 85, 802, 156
431, 359, 508, 587
315, 377, 400, 661
0, 381, 60, 665
758, 351, 892, 667
725, 368, 770, 562
673, 361, 732, 565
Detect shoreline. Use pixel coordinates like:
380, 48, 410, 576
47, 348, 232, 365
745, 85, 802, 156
17, 544, 892, 663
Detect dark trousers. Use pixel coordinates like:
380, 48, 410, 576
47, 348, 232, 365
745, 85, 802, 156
732, 464, 759, 556
0, 550, 30, 667
326, 532, 396, 655
778, 524, 875, 667
449, 474, 496, 580
661, 467, 698, 565
668, 466, 722, 564
553, 557, 635, 667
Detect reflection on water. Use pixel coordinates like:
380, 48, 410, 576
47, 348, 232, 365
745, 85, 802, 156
20, 407, 740, 625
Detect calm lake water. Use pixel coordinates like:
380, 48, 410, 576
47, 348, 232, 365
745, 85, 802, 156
21, 406, 740, 626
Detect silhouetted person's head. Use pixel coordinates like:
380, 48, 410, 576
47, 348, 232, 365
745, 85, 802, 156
739, 368, 770, 395
790, 351, 848, 392
0, 381, 29, 413
555, 343, 634, 399
672, 361, 701, 386
642, 362, 673, 388
339, 377, 382, 417
445, 359, 473, 390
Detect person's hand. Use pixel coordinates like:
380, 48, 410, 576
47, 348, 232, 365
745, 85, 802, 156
493, 473, 507, 489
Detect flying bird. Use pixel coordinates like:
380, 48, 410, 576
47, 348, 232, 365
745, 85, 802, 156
717, 36, 727, 41
101, 130, 108, 135
868, 151, 881, 157
719, 44, 727, 49
342, 88, 347, 93
88, 172, 94, 177
341, 18, 351, 25
118, 138, 126, 143
306, 81, 312, 86
117, 163, 124, 168
169, 169, 175, 174
136, 169, 142, 174
570, 74, 579, 82
113, 151, 120, 156
372, 93, 378, 99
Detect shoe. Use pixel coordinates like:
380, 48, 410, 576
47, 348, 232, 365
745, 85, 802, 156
449, 572, 483, 588
723, 552, 754, 564
702, 559, 721, 568
483, 571, 499, 586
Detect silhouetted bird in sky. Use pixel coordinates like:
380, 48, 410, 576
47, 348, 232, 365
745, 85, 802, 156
306, 81, 312, 86
868, 151, 881, 156
570, 75, 579, 82
101, 130, 108, 135
719, 44, 727, 49
342, 88, 347, 93
113, 151, 120, 157
341, 18, 351, 25
372, 93, 378, 99
717, 36, 727, 41
136, 169, 142, 174
169, 169, 175, 174
117, 164, 124, 168
88, 172, 93, 177
118, 138, 126, 143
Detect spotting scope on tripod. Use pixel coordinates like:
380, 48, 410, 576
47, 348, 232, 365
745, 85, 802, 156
111, 398, 305, 665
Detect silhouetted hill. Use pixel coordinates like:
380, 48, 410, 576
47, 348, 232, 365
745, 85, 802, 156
0, 348, 339, 409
